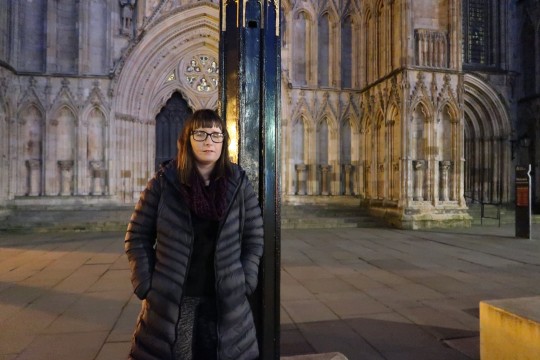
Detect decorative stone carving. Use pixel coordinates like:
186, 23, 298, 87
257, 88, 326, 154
320, 164, 331, 196
344, 164, 353, 195
295, 163, 307, 195
439, 160, 452, 201
26, 159, 41, 196
90, 161, 107, 195
58, 160, 74, 196
412, 160, 425, 201
119, 0, 136, 35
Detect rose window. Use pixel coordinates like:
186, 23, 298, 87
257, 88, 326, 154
184, 55, 219, 93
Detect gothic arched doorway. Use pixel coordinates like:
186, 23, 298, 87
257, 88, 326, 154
155, 92, 192, 169
463, 74, 511, 205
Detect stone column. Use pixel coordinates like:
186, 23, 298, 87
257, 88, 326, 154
365, 162, 371, 198
320, 164, 331, 195
377, 163, 385, 199
295, 164, 307, 195
58, 160, 74, 196
413, 160, 425, 201
26, 159, 41, 196
344, 164, 353, 195
440, 160, 452, 201
90, 161, 106, 195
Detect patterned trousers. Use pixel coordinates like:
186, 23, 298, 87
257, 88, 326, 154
174, 296, 218, 360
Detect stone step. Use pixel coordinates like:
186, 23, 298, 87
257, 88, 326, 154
3, 202, 539, 232
480, 296, 540, 360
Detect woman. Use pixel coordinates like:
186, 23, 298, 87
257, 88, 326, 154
125, 109, 264, 360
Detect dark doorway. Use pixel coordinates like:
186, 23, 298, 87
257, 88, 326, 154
155, 92, 192, 170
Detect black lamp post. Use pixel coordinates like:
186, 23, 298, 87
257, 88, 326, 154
219, 1, 281, 358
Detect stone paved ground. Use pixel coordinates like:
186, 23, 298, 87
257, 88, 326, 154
1, 224, 540, 359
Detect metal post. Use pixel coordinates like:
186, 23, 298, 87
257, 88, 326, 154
219, 1, 281, 358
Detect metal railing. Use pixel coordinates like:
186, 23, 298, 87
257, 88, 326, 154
465, 194, 502, 227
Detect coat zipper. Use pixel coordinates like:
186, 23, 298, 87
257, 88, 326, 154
214, 172, 245, 360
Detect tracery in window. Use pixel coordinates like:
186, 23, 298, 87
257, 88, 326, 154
341, 16, 353, 88
318, 13, 330, 87
183, 55, 218, 93
463, 0, 491, 65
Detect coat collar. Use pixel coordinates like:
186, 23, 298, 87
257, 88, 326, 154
160, 159, 244, 196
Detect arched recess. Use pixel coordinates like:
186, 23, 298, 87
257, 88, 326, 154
291, 115, 308, 195
410, 101, 430, 201
375, 111, 386, 198
340, 117, 353, 194
387, 103, 400, 201
463, 74, 511, 204
112, 3, 219, 200
18, 104, 44, 196
113, 4, 219, 121
47, 106, 76, 195
0, 100, 8, 201
316, 116, 331, 194
292, 10, 312, 85
155, 92, 193, 170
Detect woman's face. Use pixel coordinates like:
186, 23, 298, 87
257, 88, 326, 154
190, 126, 224, 167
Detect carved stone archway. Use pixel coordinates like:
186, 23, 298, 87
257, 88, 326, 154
111, 3, 219, 201
463, 74, 512, 204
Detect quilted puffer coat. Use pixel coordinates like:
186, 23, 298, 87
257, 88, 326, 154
125, 160, 264, 360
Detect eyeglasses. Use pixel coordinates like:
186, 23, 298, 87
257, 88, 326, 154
191, 130, 225, 143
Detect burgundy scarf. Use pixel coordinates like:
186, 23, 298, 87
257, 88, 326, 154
180, 170, 228, 221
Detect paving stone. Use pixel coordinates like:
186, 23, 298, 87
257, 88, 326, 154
53, 264, 110, 294
280, 326, 315, 356
281, 353, 348, 360
297, 320, 384, 360
95, 341, 131, 360
345, 312, 440, 353
284, 265, 335, 281
316, 291, 389, 318
107, 295, 139, 343
15, 331, 108, 360
302, 277, 357, 295
282, 283, 315, 301
394, 306, 478, 340
46, 290, 127, 333
282, 299, 339, 323
444, 336, 480, 360
87, 268, 131, 293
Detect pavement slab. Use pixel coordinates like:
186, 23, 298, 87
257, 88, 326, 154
1, 224, 540, 359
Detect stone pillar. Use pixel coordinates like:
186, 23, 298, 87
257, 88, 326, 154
413, 160, 425, 201
365, 162, 371, 198
320, 164, 331, 195
295, 163, 307, 195
440, 160, 452, 201
377, 163, 385, 199
26, 159, 41, 196
90, 160, 106, 195
58, 160, 74, 196
344, 164, 353, 195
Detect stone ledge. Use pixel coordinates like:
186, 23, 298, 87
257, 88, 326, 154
480, 296, 540, 360
281, 353, 348, 360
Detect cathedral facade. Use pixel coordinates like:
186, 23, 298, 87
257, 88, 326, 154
0, 0, 538, 229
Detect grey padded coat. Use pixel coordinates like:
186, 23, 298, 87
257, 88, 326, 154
125, 160, 264, 360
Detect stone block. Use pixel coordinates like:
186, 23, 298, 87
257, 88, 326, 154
480, 296, 540, 359
281, 352, 348, 360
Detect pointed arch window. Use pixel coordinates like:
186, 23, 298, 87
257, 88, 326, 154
463, 0, 491, 66
341, 16, 353, 88
318, 13, 330, 87
317, 118, 329, 165
521, 17, 536, 96
292, 11, 309, 85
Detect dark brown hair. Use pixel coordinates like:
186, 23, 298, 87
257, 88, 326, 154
176, 109, 231, 185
